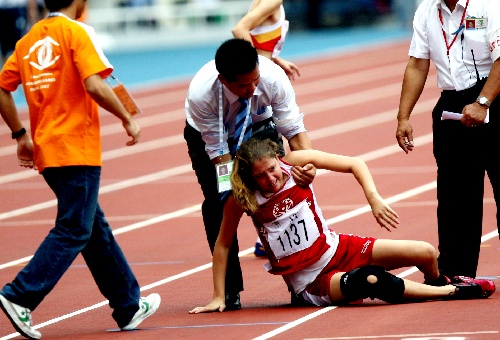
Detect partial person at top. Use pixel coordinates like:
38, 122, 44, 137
232, 0, 300, 81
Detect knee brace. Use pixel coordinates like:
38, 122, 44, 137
340, 265, 405, 303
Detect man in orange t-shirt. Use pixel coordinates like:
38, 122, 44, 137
0, 0, 160, 338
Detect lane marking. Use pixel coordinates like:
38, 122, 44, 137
0, 78, 436, 162
1, 132, 433, 264
252, 307, 337, 340
2, 130, 497, 338
0, 103, 435, 218
0, 92, 437, 188
303, 330, 499, 339
0, 56, 414, 136
105, 321, 290, 331
3, 179, 498, 339
0, 165, 192, 221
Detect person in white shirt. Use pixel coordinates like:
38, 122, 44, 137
184, 38, 313, 310
395, 0, 500, 279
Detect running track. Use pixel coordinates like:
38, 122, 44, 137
1, 37, 499, 340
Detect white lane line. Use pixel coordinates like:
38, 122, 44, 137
253, 227, 500, 340
0, 75, 436, 161
2, 180, 498, 339
0, 181, 438, 339
0, 54, 412, 136
252, 307, 338, 340
0, 164, 192, 221
0, 204, 201, 271
303, 330, 499, 340
0, 131, 434, 260
0, 256, 34, 271
0, 100, 436, 219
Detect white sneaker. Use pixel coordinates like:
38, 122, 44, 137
0, 294, 41, 339
121, 293, 161, 331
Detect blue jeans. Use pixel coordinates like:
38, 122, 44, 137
0, 166, 140, 327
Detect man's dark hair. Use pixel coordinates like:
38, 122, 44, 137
215, 39, 259, 83
44, 0, 74, 12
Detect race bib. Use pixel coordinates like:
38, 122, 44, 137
264, 200, 320, 259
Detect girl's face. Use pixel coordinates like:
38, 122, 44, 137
251, 156, 284, 196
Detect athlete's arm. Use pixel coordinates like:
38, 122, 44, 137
284, 150, 399, 230
189, 196, 244, 313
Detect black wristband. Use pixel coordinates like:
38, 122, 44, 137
12, 127, 27, 139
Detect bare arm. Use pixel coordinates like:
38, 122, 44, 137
287, 131, 312, 151
284, 150, 399, 230
0, 87, 35, 169
286, 131, 316, 186
84, 74, 140, 146
231, 0, 283, 43
189, 196, 244, 313
272, 56, 301, 81
396, 57, 430, 153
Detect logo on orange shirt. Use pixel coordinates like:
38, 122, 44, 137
23, 36, 61, 71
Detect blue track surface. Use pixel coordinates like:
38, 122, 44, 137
12, 24, 412, 107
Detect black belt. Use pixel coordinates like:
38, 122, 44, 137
442, 77, 487, 97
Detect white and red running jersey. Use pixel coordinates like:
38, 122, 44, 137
253, 160, 339, 292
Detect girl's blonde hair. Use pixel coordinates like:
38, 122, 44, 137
231, 139, 280, 214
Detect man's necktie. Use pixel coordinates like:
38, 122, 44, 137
221, 98, 252, 202
231, 97, 252, 156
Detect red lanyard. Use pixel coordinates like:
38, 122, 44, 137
438, 0, 469, 58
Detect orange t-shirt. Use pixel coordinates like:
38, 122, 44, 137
0, 13, 113, 173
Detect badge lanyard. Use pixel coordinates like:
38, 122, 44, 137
216, 82, 251, 193
438, 0, 469, 62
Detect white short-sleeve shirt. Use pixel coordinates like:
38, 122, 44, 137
410, 0, 500, 91
185, 56, 306, 160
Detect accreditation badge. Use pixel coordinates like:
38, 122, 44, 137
216, 161, 234, 193
466, 17, 487, 30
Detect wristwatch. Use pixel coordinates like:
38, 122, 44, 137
476, 96, 491, 108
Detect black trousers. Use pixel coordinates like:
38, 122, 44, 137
432, 78, 500, 278
183, 120, 285, 296
184, 123, 243, 296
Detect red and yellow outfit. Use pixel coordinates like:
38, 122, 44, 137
0, 13, 112, 172
249, 4, 289, 59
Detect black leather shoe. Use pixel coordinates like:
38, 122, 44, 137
290, 291, 313, 306
224, 293, 241, 311
423, 273, 450, 286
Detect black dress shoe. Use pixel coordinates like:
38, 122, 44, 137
224, 293, 241, 311
290, 291, 313, 306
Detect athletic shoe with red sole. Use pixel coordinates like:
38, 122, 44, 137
451, 276, 495, 298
